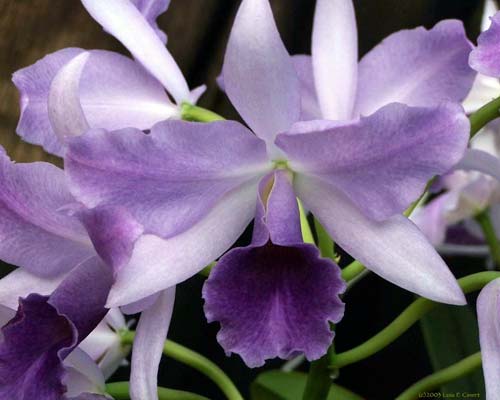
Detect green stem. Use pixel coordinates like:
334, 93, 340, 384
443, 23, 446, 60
469, 95, 500, 138
341, 260, 366, 281
302, 351, 334, 400
181, 103, 225, 122
475, 210, 500, 267
396, 352, 482, 400
106, 381, 210, 400
298, 199, 315, 244
330, 271, 500, 368
121, 332, 243, 400
314, 218, 335, 259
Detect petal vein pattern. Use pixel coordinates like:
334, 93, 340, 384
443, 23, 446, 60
66, 120, 271, 239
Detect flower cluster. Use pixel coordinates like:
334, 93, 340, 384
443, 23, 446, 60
2, 0, 500, 399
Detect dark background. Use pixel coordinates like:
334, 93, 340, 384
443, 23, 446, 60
0, 0, 492, 399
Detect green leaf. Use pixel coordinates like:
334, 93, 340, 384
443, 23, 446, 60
250, 370, 363, 400
420, 304, 485, 396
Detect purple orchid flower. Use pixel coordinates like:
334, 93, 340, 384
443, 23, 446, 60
476, 278, 500, 399
79, 309, 129, 380
470, 6, 500, 78
0, 149, 173, 400
293, 0, 475, 121
12, 0, 201, 157
57, 0, 471, 367
0, 258, 112, 400
413, 0, 500, 251
412, 133, 500, 248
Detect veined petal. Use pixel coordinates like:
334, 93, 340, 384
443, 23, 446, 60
203, 171, 345, 367
292, 55, 322, 121
355, 20, 475, 116
66, 120, 270, 239
0, 151, 93, 277
411, 194, 455, 246
477, 278, 500, 398
63, 348, 106, 398
455, 149, 500, 183
107, 178, 260, 307
130, 288, 175, 400
13, 49, 176, 157
295, 174, 466, 305
48, 52, 91, 141
0, 294, 74, 400
131, 0, 171, 43
81, 0, 189, 103
0, 269, 67, 310
77, 206, 144, 274
277, 103, 469, 221
12, 48, 82, 156
470, 11, 500, 77
78, 308, 127, 379
312, 0, 357, 120
120, 293, 160, 315
0, 257, 112, 400
222, 0, 300, 142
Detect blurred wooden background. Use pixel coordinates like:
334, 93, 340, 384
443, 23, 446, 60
0, 0, 485, 164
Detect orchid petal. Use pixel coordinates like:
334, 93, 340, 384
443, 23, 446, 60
81, 0, 189, 103
295, 174, 466, 305
131, 0, 171, 43
48, 52, 90, 141
78, 206, 144, 273
477, 278, 500, 398
130, 288, 175, 400
222, 0, 300, 142
411, 194, 455, 246
48, 257, 114, 345
277, 103, 469, 221
107, 178, 260, 307
0, 151, 93, 277
470, 11, 500, 77
63, 348, 106, 398
0, 269, 67, 310
482, 0, 499, 32
0, 294, 74, 400
78, 309, 127, 379
355, 20, 475, 116
121, 293, 160, 315
312, 0, 358, 120
66, 121, 269, 239
12, 48, 82, 155
0, 257, 112, 400
203, 172, 345, 367
291, 55, 322, 120
14, 49, 177, 156
463, 73, 500, 114
455, 149, 500, 183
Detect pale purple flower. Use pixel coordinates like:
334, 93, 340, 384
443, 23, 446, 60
0, 260, 112, 400
0, 148, 172, 400
59, 0, 471, 367
295, 0, 474, 120
413, 1, 500, 248
12, 0, 201, 156
470, 5, 500, 77
412, 132, 500, 247
477, 278, 500, 399
79, 309, 129, 380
